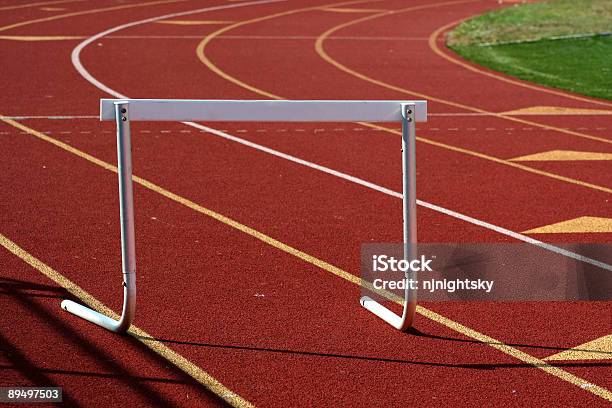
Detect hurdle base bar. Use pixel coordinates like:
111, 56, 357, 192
61, 101, 137, 333
60, 273, 135, 332
360, 295, 416, 330
360, 297, 400, 327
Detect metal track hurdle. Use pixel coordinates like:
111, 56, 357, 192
60, 99, 427, 333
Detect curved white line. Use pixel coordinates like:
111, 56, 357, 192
70, 1, 612, 272
71, 0, 287, 98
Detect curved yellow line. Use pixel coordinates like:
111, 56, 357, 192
314, 2, 612, 146
196, 0, 384, 100
6, 117, 612, 403
188, 3, 610, 399
0, 0, 195, 33
0, 231, 254, 408
428, 18, 612, 108
0, 0, 85, 12
363, 122, 612, 195
0, 2, 271, 405
196, 0, 612, 196
2, 0, 609, 402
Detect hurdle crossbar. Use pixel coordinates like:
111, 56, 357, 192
61, 99, 427, 333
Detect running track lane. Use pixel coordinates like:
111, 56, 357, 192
79, 0, 612, 392
0, 0, 608, 406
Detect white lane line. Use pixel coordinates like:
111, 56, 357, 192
69, 2, 612, 273
0, 115, 98, 119
181, 121, 612, 270
71, 0, 287, 98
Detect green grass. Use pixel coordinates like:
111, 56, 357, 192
448, 0, 612, 46
453, 36, 612, 100
447, 0, 612, 100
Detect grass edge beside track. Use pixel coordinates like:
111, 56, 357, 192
447, 0, 612, 101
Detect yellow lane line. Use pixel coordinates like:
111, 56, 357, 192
0, 233, 254, 408
197, 0, 383, 99
2, 116, 611, 402
0, 34, 84, 40
3, 0, 608, 400
418, 307, 611, 401
319, 7, 386, 13
502, 106, 612, 116
0, 0, 197, 33
0, 0, 84, 12
429, 18, 612, 109
361, 122, 612, 195
196, 1, 612, 399
510, 150, 612, 162
196, 0, 612, 197
155, 20, 234, 25
314, 3, 612, 146
0, 1, 287, 405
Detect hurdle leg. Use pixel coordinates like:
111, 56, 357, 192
360, 103, 417, 331
61, 101, 136, 333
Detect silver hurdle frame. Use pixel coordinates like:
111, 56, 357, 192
61, 99, 427, 333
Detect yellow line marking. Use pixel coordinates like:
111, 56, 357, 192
510, 150, 612, 162
196, 0, 612, 197
2, 117, 611, 402
156, 20, 234, 25
40, 7, 66, 11
0, 35, 84, 41
319, 7, 387, 13
0, 233, 254, 408
0, 0, 197, 33
194, 3, 612, 398
2, 0, 607, 399
362, 123, 612, 195
522, 216, 612, 234
311, 2, 612, 195
313, 4, 612, 146
419, 308, 611, 400
0, 0, 84, 12
545, 335, 612, 361
502, 106, 612, 116
196, 0, 381, 99
429, 18, 612, 109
